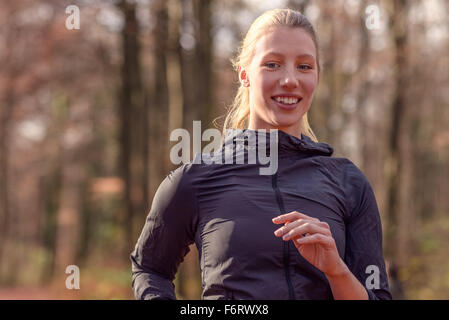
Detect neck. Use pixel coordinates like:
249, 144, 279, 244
248, 118, 302, 140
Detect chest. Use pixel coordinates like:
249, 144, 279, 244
194, 160, 348, 261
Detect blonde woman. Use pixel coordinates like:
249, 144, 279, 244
131, 8, 392, 300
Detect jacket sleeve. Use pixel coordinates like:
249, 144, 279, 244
343, 161, 392, 300
130, 164, 198, 300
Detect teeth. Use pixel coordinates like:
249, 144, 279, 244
274, 96, 299, 104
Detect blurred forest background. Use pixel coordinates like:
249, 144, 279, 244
0, 0, 448, 299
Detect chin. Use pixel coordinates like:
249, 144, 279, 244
270, 116, 302, 129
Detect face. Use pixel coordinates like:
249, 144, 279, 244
240, 26, 319, 137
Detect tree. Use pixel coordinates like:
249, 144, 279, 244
384, 0, 413, 275
118, 0, 148, 254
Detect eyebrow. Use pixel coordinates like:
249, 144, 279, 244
262, 52, 315, 60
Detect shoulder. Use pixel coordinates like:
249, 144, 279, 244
341, 158, 370, 188
148, 162, 202, 229
164, 153, 206, 182
320, 157, 374, 217
335, 158, 379, 221
158, 154, 211, 199
321, 156, 369, 186
155, 162, 199, 204
316, 156, 369, 188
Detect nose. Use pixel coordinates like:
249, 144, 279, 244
280, 68, 299, 89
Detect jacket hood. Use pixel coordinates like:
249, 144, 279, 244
222, 128, 334, 157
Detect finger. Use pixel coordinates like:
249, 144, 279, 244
274, 219, 306, 237
282, 223, 332, 241
272, 211, 306, 224
294, 233, 333, 246
275, 219, 330, 237
319, 221, 330, 230
272, 211, 317, 224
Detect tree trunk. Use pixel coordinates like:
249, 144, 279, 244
167, 0, 184, 166
178, 0, 214, 129
354, 0, 382, 194
385, 0, 412, 271
54, 155, 84, 275
118, 0, 146, 254
179, 0, 197, 131
150, 0, 170, 191
39, 92, 67, 283
0, 92, 13, 280
193, 0, 214, 127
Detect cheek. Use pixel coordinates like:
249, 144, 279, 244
259, 73, 276, 94
301, 76, 318, 97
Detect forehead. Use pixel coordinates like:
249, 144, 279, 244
252, 26, 317, 60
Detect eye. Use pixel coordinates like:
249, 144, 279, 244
264, 62, 280, 69
298, 64, 312, 70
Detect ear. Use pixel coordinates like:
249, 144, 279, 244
238, 66, 250, 87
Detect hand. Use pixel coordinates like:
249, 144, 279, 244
273, 211, 346, 277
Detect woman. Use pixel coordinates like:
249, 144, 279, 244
130, 8, 392, 300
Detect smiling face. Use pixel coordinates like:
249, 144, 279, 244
239, 26, 319, 138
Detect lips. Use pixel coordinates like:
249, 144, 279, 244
271, 95, 302, 110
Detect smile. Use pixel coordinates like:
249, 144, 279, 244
273, 96, 300, 104
271, 96, 302, 110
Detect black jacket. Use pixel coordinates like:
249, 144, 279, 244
130, 129, 392, 300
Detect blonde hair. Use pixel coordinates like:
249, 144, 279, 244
222, 8, 320, 142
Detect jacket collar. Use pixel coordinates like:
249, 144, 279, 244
222, 128, 333, 157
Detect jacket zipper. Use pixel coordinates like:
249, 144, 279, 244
272, 172, 296, 300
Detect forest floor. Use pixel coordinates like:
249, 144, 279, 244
0, 283, 134, 299
0, 263, 135, 299
0, 287, 56, 299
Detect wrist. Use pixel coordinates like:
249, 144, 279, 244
325, 258, 350, 280
324, 258, 369, 300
